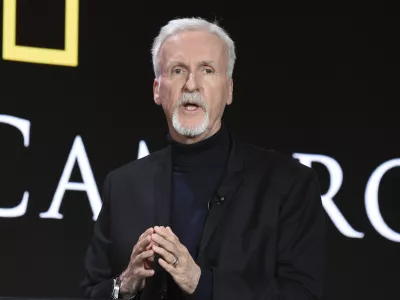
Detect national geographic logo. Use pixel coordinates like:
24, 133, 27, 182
2, 0, 79, 66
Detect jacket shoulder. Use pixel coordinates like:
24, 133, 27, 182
240, 140, 317, 181
105, 146, 169, 183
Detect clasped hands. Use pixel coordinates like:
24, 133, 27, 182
119, 226, 201, 297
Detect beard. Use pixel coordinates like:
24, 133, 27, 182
172, 92, 209, 138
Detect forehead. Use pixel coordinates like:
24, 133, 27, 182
159, 30, 227, 66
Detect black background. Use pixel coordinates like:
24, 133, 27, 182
1, 2, 399, 299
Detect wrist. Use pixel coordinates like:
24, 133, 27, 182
120, 286, 138, 300
188, 265, 202, 294
195, 265, 202, 286
112, 275, 138, 299
111, 277, 121, 299
120, 291, 138, 300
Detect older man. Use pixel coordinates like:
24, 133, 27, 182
80, 17, 325, 300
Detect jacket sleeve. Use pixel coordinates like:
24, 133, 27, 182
79, 172, 115, 298
214, 166, 326, 300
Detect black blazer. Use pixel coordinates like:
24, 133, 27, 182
80, 131, 325, 300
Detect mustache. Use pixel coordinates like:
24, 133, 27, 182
177, 92, 207, 111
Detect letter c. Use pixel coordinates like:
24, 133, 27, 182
0, 115, 30, 217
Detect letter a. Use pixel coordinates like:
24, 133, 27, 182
40, 136, 101, 220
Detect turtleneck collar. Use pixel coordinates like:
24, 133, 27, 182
167, 124, 231, 169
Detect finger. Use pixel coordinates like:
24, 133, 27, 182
135, 235, 152, 253
166, 226, 176, 237
151, 233, 175, 253
158, 258, 178, 275
154, 226, 178, 244
139, 227, 154, 241
144, 257, 153, 269
166, 227, 180, 244
152, 245, 176, 265
146, 240, 158, 251
135, 249, 154, 265
144, 259, 151, 269
136, 268, 155, 278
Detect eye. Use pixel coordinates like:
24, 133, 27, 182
203, 67, 214, 74
172, 68, 184, 75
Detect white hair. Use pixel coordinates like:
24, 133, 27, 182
151, 17, 236, 78
172, 91, 209, 137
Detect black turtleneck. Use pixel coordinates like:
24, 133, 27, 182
166, 124, 231, 299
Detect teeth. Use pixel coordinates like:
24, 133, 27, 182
185, 105, 197, 111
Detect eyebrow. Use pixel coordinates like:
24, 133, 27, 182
198, 60, 216, 67
166, 60, 216, 69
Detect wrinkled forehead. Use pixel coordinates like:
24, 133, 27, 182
159, 30, 228, 69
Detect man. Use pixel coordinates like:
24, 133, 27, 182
80, 17, 325, 300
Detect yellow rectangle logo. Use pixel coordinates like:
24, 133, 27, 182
2, 0, 79, 67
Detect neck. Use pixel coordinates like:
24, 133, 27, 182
168, 120, 222, 145
168, 122, 230, 169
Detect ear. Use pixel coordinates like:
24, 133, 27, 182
227, 78, 233, 105
153, 78, 161, 105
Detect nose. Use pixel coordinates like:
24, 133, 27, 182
184, 72, 199, 92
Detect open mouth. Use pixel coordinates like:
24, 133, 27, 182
182, 103, 201, 111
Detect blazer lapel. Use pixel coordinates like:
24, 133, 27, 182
154, 145, 172, 227
198, 134, 244, 255
141, 146, 172, 300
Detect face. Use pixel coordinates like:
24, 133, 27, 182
153, 30, 233, 144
